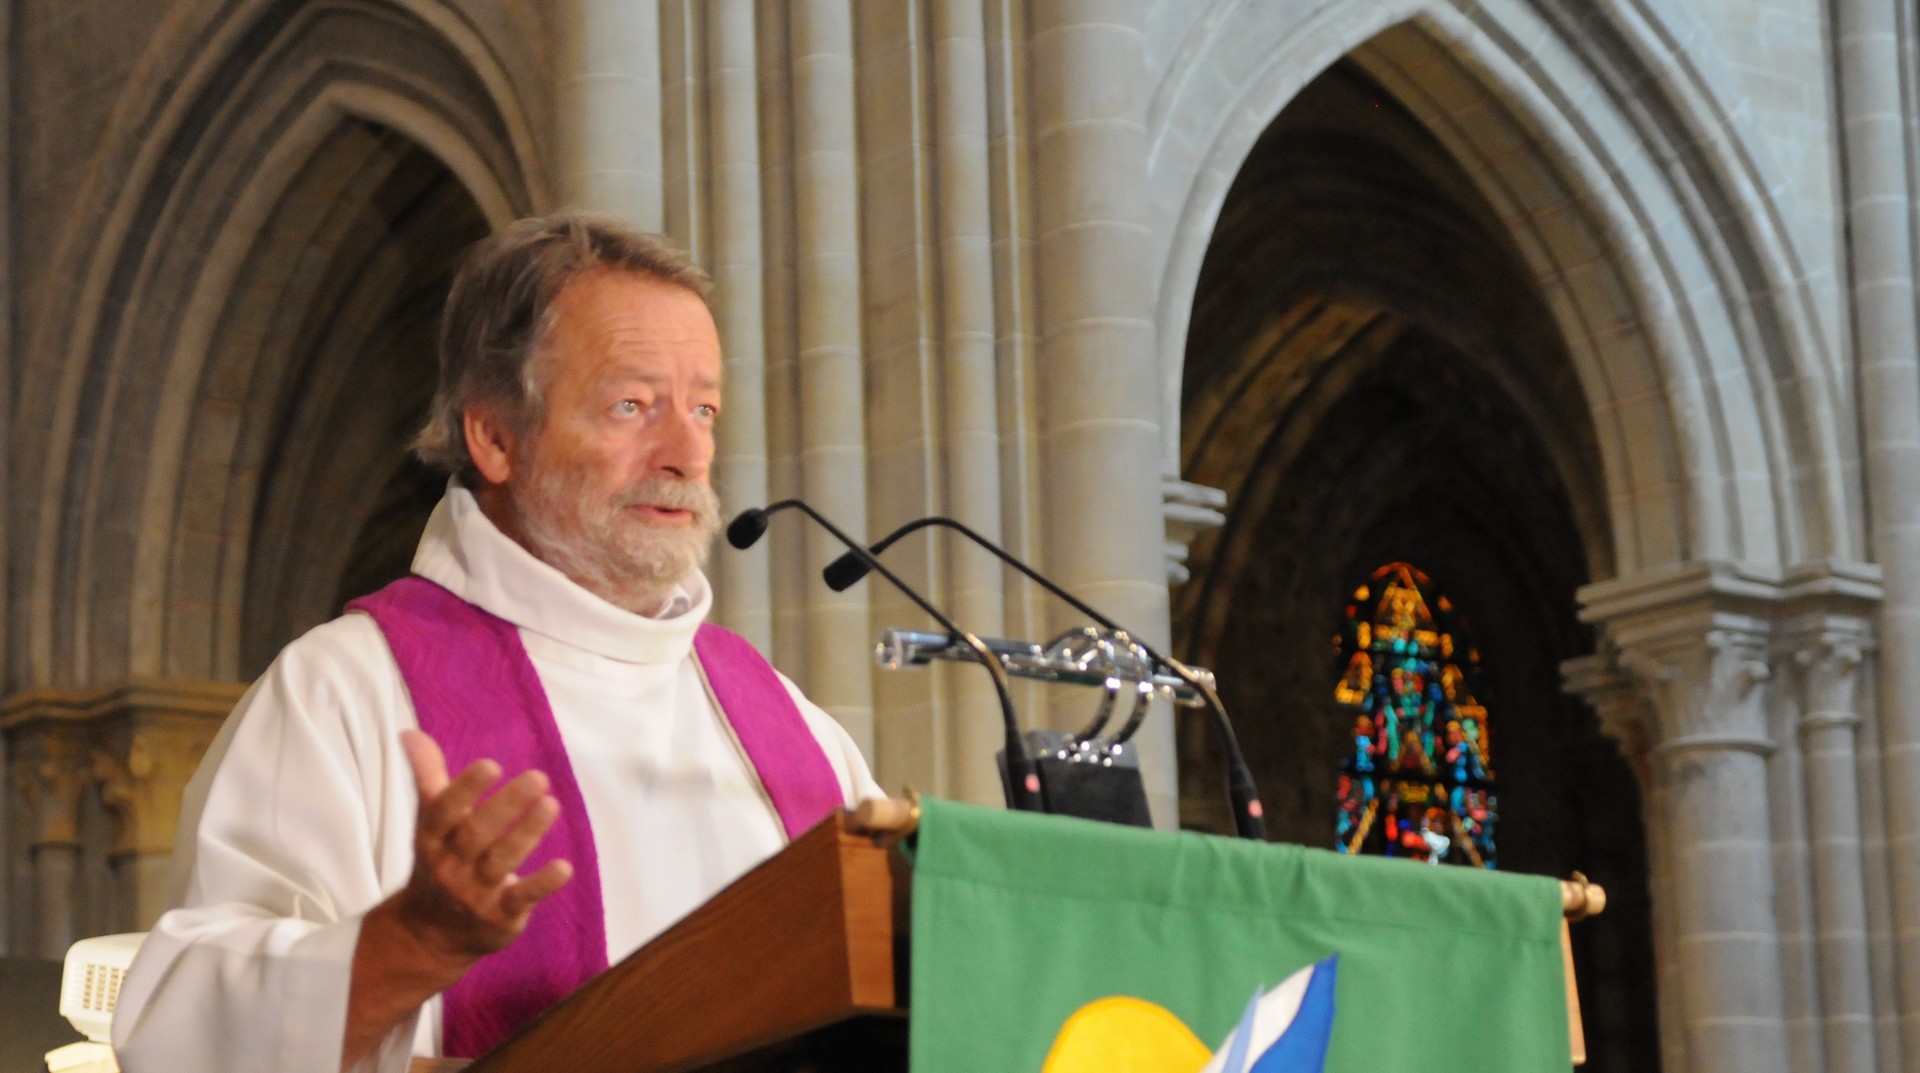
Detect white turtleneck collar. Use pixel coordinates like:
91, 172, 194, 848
409, 483, 713, 666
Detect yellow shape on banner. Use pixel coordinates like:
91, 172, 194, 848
1039, 995, 1211, 1073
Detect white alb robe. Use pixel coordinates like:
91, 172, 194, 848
110, 487, 883, 1073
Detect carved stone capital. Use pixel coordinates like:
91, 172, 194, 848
1621, 627, 1774, 755
1561, 653, 1656, 779
12, 730, 92, 847
5, 676, 242, 855
1777, 615, 1873, 734
1163, 477, 1226, 584
92, 721, 219, 858
1579, 561, 1783, 755
1773, 567, 1878, 738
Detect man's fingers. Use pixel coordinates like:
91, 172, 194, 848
455, 770, 551, 859
400, 730, 451, 804
399, 734, 570, 946
421, 758, 504, 840
474, 794, 560, 886
403, 729, 505, 841
499, 859, 573, 919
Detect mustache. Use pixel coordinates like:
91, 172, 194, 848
612, 477, 721, 522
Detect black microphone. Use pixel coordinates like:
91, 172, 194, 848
725, 509, 772, 550
825, 515, 1268, 841
727, 501, 1045, 814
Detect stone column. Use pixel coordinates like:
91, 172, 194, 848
0, 0, 12, 956
791, 0, 874, 754
1608, 615, 1790, 1073
1834, 0, 1920, 1056
705, 0, 773, 651
930, 0, 1008, 805
1779, 607, 1879, 1073
11, 728, 89, 957
553, 0, 663, 226
1026, 0, 1175, 823
659, 0, 708, 253
1563, 653, 1681, 1073
1, 735, 10, 956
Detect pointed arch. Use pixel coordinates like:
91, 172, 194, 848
1148, 0, 1851, 582
12, 0, 539, 686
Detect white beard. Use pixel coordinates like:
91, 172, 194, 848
511, 463, 722, 616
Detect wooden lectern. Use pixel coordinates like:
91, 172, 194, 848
410, 801, 1602, 1073
422, 809, 908, 1073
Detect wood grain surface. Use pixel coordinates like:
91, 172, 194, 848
460, 813, 907, 1073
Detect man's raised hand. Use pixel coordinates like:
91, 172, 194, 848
394, 728, 573, 966
342, 731, 575, 1066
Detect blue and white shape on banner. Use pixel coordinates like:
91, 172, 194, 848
1201, 955, 1339, 1073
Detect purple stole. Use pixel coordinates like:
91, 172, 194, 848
346, 576, 845, 1058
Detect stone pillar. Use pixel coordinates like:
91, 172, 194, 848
1778, 605, 1879, 1073
1597, 606, 1789, 1073
930, 0, 1008, 805
1834, 0, 1920, 1057
659, 0, 708, 254
1027, 0, 1175, 823
705, 0, 773, 651
1, 735, 11, 956
791, 0, 874, 754
11, 727, 89, 958
1563, 653, 1682, 1073
1582, 564, 1796, 1073
0, 0, 12, 957
553, 0, 664, 226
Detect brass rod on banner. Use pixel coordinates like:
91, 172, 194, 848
848, 797, 1610, 921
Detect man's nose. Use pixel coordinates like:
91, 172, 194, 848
652, 407, 712, 479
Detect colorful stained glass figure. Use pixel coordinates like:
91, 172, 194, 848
1331, 563, 1498, 868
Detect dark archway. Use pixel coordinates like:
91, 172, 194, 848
9, 0, 533, 689
1173, 60, 1656, 1073
239, 124, 487, 678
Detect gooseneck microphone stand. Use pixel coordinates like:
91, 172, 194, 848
824, 515, 1267, 841
726, 501, 1045, 814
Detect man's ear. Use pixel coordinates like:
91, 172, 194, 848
463, 406, 517, 486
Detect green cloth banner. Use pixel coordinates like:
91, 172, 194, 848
909, 799, 1569, 1073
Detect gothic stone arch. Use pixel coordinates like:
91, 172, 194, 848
12, 0, 541, 689
1146, 4, 1868, 1073
1148, 0, 1854, 577
3, 0, 540, 953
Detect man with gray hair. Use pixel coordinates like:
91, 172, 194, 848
110, 214, 882, 1072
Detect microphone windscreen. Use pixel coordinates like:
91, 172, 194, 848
726, 509, 769, 549
822, 553, 871, 592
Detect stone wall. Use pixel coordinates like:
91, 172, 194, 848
1, 5, 1917, 1073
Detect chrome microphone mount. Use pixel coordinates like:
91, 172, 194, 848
876, 623, 1177, 827
838, 513, 1268, 840
874, 626, 1217, 709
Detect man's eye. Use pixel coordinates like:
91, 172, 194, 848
694, 404, 719, 421
614, 399, 643, 417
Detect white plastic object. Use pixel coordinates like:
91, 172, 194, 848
44, 1040, 118, 1073
57, 933, 146, 1043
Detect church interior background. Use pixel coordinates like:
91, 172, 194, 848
3, 3, 1918, 1073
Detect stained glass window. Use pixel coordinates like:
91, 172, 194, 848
1332, 563, 1498, 868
